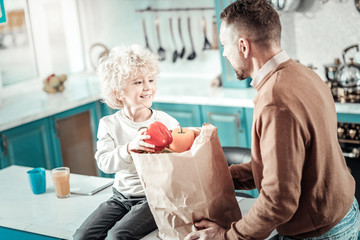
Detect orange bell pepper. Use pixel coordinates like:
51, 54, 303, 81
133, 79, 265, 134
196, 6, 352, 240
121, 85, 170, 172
169, 125, 195, 153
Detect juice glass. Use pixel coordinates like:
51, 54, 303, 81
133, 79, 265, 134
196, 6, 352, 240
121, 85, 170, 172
51, 167, 70, 198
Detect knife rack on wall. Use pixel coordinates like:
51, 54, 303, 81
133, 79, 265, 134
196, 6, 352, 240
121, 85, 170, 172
135, 6, 214, 13
135, 6, 218, 63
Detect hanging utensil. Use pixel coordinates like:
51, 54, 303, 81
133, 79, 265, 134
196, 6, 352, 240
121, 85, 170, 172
177, 17, 186, 59
142, 18, 151, 52
155, 16, 166, 61
268, 0, 301, 12
89, 43, 109, 71
187, 17, 196, 60
202, 16, 212, 50
277, 0, 285, 10
211, 15, 219, 50
169, 18, 178, 63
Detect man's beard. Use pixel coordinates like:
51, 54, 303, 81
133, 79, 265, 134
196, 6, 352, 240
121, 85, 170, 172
234, 69, 247, 81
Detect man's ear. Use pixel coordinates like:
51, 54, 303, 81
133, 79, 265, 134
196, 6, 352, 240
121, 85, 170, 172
237, 38, 250, 58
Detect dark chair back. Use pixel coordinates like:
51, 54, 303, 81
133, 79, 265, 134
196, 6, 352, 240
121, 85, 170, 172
222, 146, 254, 198
222, 146, 251, 165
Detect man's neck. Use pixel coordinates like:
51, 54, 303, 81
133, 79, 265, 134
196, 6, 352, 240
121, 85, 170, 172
250, 47, 282, 79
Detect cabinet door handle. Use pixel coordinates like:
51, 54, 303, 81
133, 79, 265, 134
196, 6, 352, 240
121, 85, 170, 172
54, 119, 59, 138
1, 134, 8, 157
235, 113, 243, 133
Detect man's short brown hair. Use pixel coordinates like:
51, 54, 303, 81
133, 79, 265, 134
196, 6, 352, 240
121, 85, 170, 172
220, 0, 281, 49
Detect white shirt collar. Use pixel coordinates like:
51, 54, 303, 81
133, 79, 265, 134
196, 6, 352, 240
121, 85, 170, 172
250, 50, 289, 88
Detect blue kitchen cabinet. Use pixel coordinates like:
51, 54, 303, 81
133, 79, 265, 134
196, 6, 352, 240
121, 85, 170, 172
244, 107, 254, 147
337, 113, 360, 123
0, 227, 60, 240
0, 118, 54, 169
0, 101, 113, 178
214, 0, 251, 88
201, 105, 250, 148
152, 102, 203, 127
99, 101, 118, 117
152, 103, 251, 148
50, 102, 104, 177
0, 0, 6, 23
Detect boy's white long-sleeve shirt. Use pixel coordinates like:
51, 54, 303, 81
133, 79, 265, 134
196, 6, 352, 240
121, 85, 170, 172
95, 109, 179, 197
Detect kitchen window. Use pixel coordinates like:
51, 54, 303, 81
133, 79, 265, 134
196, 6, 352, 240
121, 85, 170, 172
0, 0, 84, 92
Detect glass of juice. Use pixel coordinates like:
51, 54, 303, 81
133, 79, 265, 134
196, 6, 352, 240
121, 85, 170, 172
51, 167, 70, 198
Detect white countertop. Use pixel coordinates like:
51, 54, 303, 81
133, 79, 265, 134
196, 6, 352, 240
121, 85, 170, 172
0, 165, 113, 239
1, 72, 359, 132
0, 73, 101, 132
0, 165, 277, 240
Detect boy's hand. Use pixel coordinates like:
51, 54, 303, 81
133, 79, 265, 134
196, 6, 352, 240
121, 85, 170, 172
127, 128, 155, 153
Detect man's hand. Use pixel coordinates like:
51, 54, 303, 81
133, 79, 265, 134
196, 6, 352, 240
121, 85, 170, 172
184, 220, 226, 240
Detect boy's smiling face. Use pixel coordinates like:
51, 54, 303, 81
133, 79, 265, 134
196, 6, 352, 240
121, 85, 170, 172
121, 73, 157, 109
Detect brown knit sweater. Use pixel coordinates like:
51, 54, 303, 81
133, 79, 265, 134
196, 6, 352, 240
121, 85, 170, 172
227, 59, 355, 239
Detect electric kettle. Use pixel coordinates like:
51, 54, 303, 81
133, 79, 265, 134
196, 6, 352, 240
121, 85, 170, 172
336, 44, 360, 88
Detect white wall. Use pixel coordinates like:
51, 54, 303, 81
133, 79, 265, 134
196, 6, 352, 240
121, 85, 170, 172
77, 0, 221, 79
280, 0, 360, 80
77, 0, 360, 81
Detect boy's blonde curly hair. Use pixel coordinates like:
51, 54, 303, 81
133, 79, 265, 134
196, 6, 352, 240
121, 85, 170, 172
97, 44, 160, 109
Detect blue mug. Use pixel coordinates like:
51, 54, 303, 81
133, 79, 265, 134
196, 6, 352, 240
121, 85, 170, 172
27, 167, 46, 194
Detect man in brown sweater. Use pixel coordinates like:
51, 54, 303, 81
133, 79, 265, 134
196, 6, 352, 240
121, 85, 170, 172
185, 0, 359, 239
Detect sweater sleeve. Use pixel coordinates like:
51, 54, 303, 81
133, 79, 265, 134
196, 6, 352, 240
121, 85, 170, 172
94, 118, 132, 174
226, 106, 306, 239
229, 162, 256, 190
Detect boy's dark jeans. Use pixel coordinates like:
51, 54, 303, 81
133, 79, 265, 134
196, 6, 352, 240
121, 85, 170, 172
73, 188, 157, 240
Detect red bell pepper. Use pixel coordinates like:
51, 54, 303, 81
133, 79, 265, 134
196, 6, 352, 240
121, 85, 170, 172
141, 121, 173, 151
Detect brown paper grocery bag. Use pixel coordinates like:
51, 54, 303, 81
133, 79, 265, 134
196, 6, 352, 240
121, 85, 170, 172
131, 123, 242, 240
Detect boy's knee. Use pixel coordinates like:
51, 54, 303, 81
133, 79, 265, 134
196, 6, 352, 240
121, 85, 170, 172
73, 227, 92, 240
72, 229, 84, 240
106, 228, 130, 240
